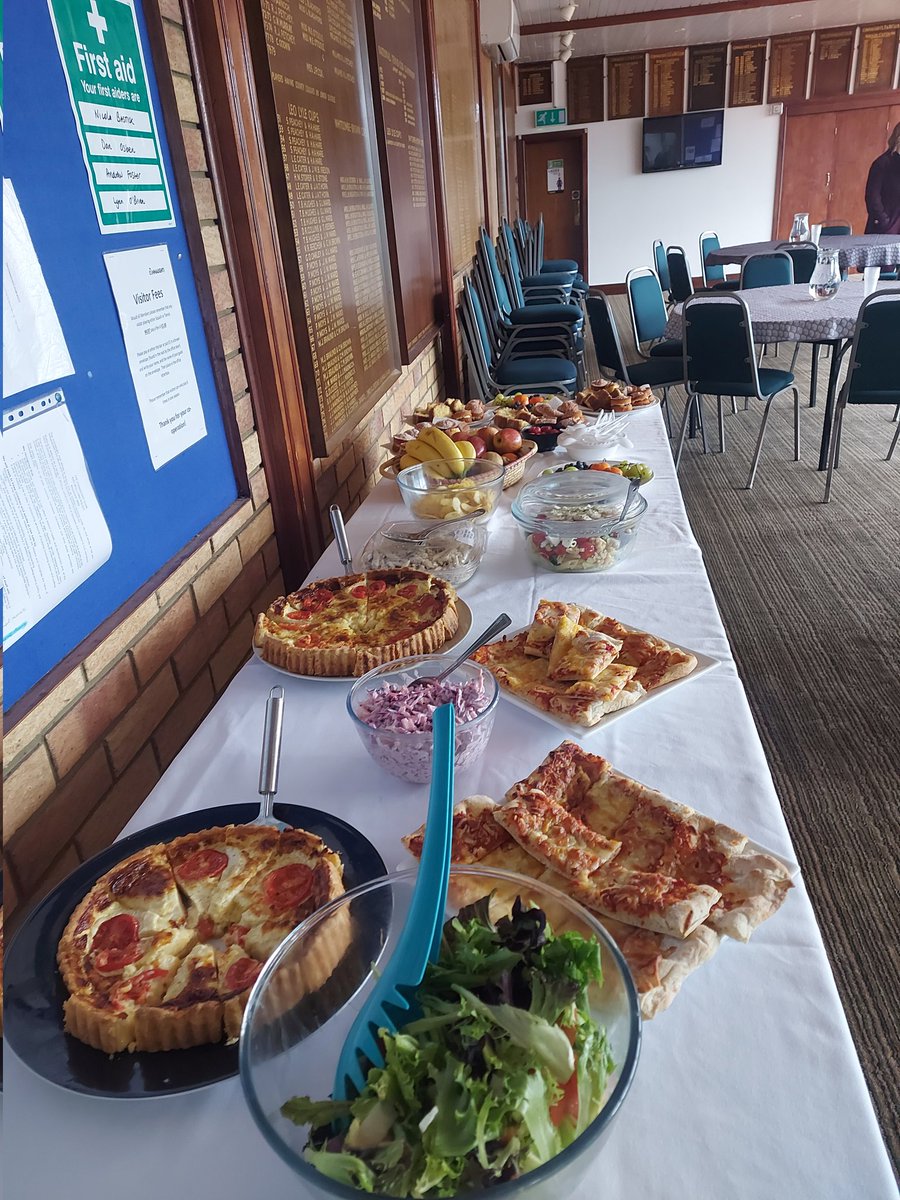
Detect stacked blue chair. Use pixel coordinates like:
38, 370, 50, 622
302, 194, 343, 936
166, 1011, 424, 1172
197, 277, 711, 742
674, 293, 800, 487
824, 290, 900, 500
474, 228, 584, 388
458, 278, 578, 399
625, 268, 683, 362
699, 231, 741, 290
499, 220, 575, 305
653, 239, 672, 305
584, 292, 682, 435
532, 218, 588, 300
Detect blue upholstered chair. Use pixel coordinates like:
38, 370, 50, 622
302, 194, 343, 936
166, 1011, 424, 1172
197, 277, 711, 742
699, 231, 740, 290
625, 268, 683, 362
666, 246, 694, 303
824, 290, 900, 501
674, 293, 800, 488
820, 221, 852, 236
499, 220, 575, 306
740, 251, 794, 290
775, 241, 818, 285
653, 239, 672, 303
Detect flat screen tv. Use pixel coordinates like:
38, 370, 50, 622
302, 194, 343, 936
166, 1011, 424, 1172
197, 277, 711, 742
642, 110, 724, 173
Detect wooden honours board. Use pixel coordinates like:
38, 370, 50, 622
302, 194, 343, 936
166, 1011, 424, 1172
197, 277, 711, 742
812, 27, 855, 97
518, 62, 553, 106
855, 23, 900, 91
688, 44, 726, 111
367, 0, 441, 358
648, 49, 685, 117
730, 40, 766, 107
254, 0, 400, 452
567, 56, 604, 125
607, 53, 645, 120
768, 34, 811, 102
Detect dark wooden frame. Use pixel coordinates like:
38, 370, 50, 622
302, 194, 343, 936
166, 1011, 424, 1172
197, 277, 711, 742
810, 26, 856, 99
771, 90, 900, 238
647, 46, 687, 117
180, 0, 323, 587
566, 55, 605, 125
522, 0, 820, 34
854, 23, 900, 93
517, 129, 589, 283
517, 61, 553, 106
5, 0, 252, 730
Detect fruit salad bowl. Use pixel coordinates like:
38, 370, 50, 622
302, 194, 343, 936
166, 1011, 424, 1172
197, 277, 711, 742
395, 459, 504, 523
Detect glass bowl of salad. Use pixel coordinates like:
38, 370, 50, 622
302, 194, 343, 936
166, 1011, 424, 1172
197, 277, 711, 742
240, 865, 641, 1200
346, 655, 499, 783
511, 472, 648, 573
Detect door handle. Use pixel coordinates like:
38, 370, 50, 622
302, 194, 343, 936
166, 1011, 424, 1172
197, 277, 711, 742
825, 171, 831, 187
573, 197, 581, 226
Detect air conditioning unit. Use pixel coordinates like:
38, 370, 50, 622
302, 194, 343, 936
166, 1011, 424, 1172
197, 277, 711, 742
480, 0, 520, 63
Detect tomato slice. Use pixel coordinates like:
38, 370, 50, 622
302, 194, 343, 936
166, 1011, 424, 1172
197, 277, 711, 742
398, 583, 419, 599
223, 957, 262, 994
549, 1046, 579, 1127
93, 942, 144, 974
349, 584, 368, 599
111, 967, 168, 1005
178, 847, 228, 882
92, 913, 140, 951
262, 863, 314, 913
367, 579, 387, 594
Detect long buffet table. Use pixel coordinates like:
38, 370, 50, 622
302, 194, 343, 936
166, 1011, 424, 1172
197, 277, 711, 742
5, 409, 895, 1199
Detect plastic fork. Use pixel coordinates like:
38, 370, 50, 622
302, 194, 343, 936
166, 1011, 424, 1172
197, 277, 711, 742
333, 703, 455, 1101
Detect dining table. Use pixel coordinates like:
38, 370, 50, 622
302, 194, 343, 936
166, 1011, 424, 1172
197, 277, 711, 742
663, 278, 898, 469
4, 410, 896, 1200
705, 233, 900, 272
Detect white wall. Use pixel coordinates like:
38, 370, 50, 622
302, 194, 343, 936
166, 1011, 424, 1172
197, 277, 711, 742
515, 104, 782, 286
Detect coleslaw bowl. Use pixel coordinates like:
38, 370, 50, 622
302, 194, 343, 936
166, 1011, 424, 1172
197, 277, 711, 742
240, 865, 641, 1200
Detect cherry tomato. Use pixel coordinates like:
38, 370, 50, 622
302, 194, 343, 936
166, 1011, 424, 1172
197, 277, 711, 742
177, 848, 228, 882
92, 913, 140, 951
223, 957, 262, 994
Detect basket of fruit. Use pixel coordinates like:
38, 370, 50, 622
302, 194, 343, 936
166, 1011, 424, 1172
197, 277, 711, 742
380, 424, 536, 490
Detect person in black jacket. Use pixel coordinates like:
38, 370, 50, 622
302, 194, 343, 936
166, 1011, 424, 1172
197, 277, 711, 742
865, 122, 900, 235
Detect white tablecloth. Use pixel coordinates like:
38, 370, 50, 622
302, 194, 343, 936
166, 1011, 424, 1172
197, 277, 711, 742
5, 413, 895, 1199
706, 234, 900, 271
664, 279, 891, 344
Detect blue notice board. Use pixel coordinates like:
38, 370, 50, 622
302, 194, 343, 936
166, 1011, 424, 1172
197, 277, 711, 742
4, 1, 241, 710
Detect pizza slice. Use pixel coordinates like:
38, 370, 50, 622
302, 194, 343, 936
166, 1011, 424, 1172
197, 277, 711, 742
704, 849, 794, 941
567, 863, 721, 939
166, 828, 235, 934
524, 600, 581, 657
217, 944, 265, 1040
547, 675, 644, 727
101, 843, 186, 926
578, 612, 697, 690
547, 615, 623, 682
493, 790, 622, 880
599, 917, 720, 1019
204, 824, 282, 932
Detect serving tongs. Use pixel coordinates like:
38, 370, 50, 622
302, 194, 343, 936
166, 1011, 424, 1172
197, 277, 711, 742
333, 703, 455, 1100
329, 504, 353, 574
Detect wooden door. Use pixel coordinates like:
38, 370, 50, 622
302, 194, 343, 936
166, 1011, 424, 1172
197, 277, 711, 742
830, 106, 895, 232
520, 133, 587, 274
775, 112, 836, 238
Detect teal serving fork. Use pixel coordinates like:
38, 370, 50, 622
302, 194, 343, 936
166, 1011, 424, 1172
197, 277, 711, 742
333, 702, 455, 1101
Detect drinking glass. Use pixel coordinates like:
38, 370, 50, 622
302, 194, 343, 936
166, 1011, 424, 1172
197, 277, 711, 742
809, 248, 841, 301
790, 213, 811, 243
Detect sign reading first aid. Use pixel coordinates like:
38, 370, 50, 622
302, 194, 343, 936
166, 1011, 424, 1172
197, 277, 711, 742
47, 0, 175, 232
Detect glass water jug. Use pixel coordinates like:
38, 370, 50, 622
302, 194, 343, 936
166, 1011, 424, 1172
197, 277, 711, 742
809, 248, 841, 301
790, 213, 811, 243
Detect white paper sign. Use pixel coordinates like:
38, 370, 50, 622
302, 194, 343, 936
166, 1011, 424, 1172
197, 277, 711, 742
547, 159, 564, 193
103, 244, 207, 469
3, 178, 76, 399
1, 392, 112, 649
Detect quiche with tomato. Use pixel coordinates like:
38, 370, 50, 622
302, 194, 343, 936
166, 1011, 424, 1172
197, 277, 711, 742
57, 824, 346, 1054
253, 569, 459, 677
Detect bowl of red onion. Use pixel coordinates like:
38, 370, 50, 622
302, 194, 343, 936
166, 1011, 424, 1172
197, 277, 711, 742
346, 654, 499, 783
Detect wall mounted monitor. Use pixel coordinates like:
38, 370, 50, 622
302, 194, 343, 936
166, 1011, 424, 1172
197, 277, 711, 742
642, 110, 724, 173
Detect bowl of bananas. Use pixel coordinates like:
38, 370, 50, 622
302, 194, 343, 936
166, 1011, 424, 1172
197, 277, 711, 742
395, 455, 504, 524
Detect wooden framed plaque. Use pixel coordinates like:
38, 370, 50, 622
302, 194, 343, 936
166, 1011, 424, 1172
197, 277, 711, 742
688, 43, 726, 111
607, 53, 645, 120
811, 27, 855, 98
249, 0, 401, 454
518, 62, 553, 106
566, 56, 605, 125
729, 40, 766, 108
366, 0, 442, 359
854, 23, 899, 92
767, 34, 811, 103
648, 48, 685, 117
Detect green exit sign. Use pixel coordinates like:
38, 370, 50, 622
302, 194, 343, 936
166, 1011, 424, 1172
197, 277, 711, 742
535, 108, 566, 127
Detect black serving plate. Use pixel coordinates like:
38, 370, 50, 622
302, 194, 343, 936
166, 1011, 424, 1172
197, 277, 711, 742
4, 803, 386, 1098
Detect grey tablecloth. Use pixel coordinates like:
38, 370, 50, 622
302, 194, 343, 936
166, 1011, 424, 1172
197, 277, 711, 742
706, 234, 900, 271
663, 280, 892, 344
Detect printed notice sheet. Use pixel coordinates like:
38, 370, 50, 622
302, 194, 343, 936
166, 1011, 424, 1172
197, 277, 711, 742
103, 243, 207, 469
3, 178, 75, 399
1, 392, 112, 650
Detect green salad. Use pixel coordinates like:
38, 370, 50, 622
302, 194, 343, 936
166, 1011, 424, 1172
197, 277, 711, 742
282, 897, 614, 1197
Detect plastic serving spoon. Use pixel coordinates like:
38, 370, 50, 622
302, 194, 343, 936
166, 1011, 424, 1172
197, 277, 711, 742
408, 613, 511, 689
333, 702, 456, 1101
254, 685, 289, 831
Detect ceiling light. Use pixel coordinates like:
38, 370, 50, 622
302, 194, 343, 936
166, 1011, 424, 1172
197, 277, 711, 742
561, 31, 575, 47
560, 46, 573, 62
560, 4, 577, 21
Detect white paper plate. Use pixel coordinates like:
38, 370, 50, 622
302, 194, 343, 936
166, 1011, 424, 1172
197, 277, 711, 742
486, 625, 720, 736
251, 599, 473, 682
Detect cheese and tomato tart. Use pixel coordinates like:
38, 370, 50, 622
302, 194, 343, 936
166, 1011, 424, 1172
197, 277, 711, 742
253, 569, 458, 677
57, 824, 348, 1054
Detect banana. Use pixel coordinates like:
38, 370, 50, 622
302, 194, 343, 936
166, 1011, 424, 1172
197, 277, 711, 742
416, 426, 466, 475
399, 452, 421, 471
456, 439, 476, 464
404, 438, 441, 464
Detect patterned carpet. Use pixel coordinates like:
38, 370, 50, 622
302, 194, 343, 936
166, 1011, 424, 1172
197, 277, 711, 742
603, 293, 900, 1164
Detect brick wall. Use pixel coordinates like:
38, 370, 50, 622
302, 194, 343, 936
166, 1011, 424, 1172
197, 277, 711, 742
1, 1, 449, 924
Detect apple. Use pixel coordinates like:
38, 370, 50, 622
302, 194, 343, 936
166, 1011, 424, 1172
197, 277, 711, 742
493, 428, 523, 454
501, 452, 518, 465
480, 425, 500, 445
467, 435, 487, 458
450, 429, 472, 443
482, 451, 504, 469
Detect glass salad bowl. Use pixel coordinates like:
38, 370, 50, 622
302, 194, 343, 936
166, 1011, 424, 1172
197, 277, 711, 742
396, 460, 504, 524
240, 865, 641, 1200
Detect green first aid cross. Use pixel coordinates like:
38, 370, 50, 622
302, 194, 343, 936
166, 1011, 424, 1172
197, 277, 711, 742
47, 0, 175, 232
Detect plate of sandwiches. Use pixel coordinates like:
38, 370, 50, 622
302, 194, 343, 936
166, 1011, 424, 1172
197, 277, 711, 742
471, 599, 719, 733
402, 740, 797, 1019
3, 804, 386, 1098
252, 568, 471, 682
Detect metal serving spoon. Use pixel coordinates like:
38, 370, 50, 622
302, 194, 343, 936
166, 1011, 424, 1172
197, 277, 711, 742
329, 504, 353, 574
618, 476, 642, 524
410, 613, 511, 689
254, 685, 288, 830
386, 509, 486, 543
